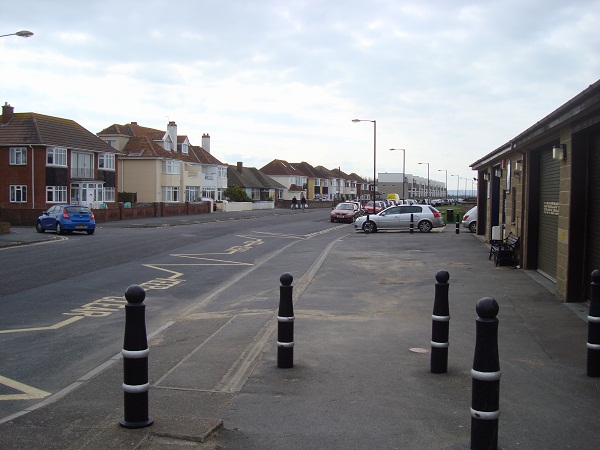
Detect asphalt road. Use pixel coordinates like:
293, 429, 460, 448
0, 209, 348, 421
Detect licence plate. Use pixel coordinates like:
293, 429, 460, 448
337, 215, 345, 218
76, 225, 87, 229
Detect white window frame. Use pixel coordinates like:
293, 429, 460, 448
162, 186, 180, 202
185, 186, 200, 202
104, 187, 115, 202
10, 185, 27, 202
47, 148, 67, 167
9, 147, 27, 165
98, 153, 115, 170
46, 186, 67, 203
162, 160, 181, 174
218, 167, 227, 178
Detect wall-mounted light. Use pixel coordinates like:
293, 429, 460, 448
553, 144, 567, 161
494, 168, 503, 178
483, 172, 490, 181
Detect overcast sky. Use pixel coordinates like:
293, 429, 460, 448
2, 0, 599, 184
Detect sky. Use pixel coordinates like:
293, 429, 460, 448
2, 0, 599, 185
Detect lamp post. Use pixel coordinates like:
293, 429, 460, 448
451, 174, 460, 203
463, 177, 468, 198
353, 119, 376, 215
418, 162, 430, 202
390, 148, 406, 201
438, 169, 448, 201
0, 30, 34, 38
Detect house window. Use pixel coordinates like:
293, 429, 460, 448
9, 147, 27, 165
314, 179, 320, 186
162, 160, 181, 174
10, 185, 27, 202
218, 167, 227, 178
98, 153, 115, 170
47, 148, 67, 166
186, 186, 200, 202
104, 187, 115, 202
177, 143, 189, 154
162, 186, 180, 202
202, 187, 215, 199
71, 152, 94, 178
103, 140, 116, 148
46, 186, 67, 203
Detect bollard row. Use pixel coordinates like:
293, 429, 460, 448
277, 273, 294, 369
431, 270, 450, 374
470, 297, 500, 450
120, 284, 153, 428
588, 269, 600, 377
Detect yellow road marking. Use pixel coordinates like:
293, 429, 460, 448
0, 375, 51, 401
0, 316, 84, 334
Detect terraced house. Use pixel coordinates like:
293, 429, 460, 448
0, 103, 119, 224
97, 122, 227, 204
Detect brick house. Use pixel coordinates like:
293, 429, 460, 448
0, 103, 120, 224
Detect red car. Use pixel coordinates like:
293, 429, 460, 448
364, 201, 386, 215
330, 202, 360, 223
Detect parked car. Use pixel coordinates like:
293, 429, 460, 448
364, 200, 386, 215
330, 202, 360, 223
462, 206, 477, 233
36, 204, 96, 235
354, 204, 445, 233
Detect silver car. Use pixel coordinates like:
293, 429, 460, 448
354, 205, 445, 233
462, 206, 477, 233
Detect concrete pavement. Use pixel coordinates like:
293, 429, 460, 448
0, 214, 597, 449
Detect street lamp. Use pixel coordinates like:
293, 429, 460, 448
438, 169, 448, 200
418, 162, 430, 202
389, 148, 406, 201
0, 30, 34, 38
353, 119, 376, 215
451, 174, 460, 203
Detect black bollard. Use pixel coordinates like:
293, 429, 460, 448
471, 297, 500, 450
277, 273, 294, 368
120, 285, 153, 428
588, 269, 600, 377
456, 221, 460, 234
410, 213, 414, 234
431, 270, 450, 373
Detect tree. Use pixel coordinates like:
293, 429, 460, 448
223, 185, 252, 202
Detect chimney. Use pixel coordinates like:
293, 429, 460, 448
202, 133, 210, 153
167, 121, 177, 152
2, 102, 14, 125
237, 162, 244, 174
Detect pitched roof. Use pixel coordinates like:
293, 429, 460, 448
292, 161, 328, 178
227, 165, 286, 189
98, 122, 224, 164
189, 145, 224, 165
348, 173, 367, 183
259, 159, 305, 176
0, 112, 117, 153
315, 165, 338, 178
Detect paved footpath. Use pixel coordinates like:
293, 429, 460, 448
0, 221, 597, 449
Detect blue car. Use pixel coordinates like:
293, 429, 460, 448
36, 204, 96, 235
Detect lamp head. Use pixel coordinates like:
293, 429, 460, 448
16, 30, 33, 38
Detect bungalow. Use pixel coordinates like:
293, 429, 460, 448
259, 159, 307, 200
227, 162, 285, 201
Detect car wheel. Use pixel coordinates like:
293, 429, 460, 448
56, 222, 64, 235
469, 221, 477, 233
87, 229, 95, 235
35, 222, 45, 233
362, 221, 377, 233
418, 221, 432, 233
